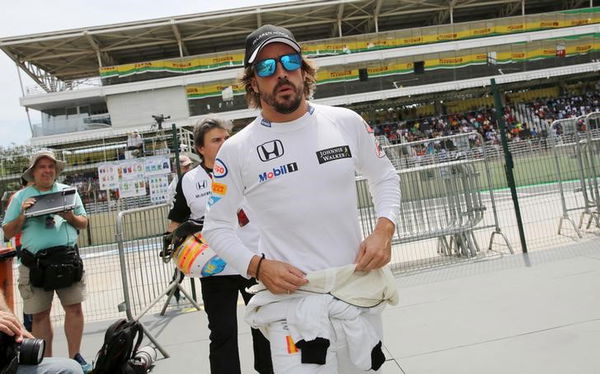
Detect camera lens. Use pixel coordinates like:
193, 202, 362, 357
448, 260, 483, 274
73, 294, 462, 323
133, 346, 157, 369
18, 339, 46, 365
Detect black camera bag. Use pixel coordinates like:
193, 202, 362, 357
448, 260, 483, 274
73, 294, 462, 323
20, 246, 83, 291
91, 319, 146, 374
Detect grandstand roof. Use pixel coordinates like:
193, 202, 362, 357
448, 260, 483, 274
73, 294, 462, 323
0, 0, 589, 91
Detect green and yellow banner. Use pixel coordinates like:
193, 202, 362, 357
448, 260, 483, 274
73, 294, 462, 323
184, 33, 599, 99
100, 7, 600, 79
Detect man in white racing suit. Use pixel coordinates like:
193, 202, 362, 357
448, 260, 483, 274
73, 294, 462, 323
203, 25, 400, 373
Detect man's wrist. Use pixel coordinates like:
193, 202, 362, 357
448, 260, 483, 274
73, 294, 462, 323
247, 254, 262, 278
374, 217, 395, 236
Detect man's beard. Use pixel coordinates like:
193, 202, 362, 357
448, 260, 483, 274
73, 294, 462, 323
260, 78, 303, 114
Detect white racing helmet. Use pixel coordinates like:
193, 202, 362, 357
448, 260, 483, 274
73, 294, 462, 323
172, 233, 227, 277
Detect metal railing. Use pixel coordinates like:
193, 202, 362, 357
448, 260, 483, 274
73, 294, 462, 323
115, 203, 202, 358
553, 112, 600, 235
576, 113, 600, 229
359, 133, 512, 272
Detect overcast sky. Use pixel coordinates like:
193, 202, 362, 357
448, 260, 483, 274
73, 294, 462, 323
0, 0, 294, 146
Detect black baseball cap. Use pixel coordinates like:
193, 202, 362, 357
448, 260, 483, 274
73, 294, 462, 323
244, 24, 301, 67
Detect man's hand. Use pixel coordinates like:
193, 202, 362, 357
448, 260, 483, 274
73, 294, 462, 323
57, 210, 76, 221
57, 210, 88, 229
250, 257, 307, 294
0, 311, 28, 343
21, 198, 36, 214
355, 217, 395, 271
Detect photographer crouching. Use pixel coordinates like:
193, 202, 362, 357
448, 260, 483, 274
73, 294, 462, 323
0, 287, 83, 373
2, 150, 91, 373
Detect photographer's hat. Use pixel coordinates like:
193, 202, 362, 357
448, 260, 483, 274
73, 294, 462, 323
22, 150, 65, 182
244, 24, 301, 67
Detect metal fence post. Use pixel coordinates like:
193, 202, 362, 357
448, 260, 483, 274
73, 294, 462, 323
491, 78, 528, 253
172, 123, 181, 177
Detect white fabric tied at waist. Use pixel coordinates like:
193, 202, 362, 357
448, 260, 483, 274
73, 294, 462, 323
289, 294, 385, 370
246, 264, 399, 307
244, 265, 398, 370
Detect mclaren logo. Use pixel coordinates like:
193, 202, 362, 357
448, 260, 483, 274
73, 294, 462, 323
257, 140, 284, 162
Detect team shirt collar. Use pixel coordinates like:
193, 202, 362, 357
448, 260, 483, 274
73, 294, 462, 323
258, 103, 316, 132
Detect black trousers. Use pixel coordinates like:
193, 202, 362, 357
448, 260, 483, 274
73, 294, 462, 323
200, 275, 273, 374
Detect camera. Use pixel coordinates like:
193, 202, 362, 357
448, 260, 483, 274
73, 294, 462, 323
151, 114, 171, 130
131, 346, 157, 370
0, 332, 46, 374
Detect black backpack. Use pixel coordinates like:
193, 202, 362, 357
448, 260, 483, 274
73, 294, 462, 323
91, 319, 145, 374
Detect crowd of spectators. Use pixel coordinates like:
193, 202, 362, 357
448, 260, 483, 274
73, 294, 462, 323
373, 106, 520, 146
372, 85, 600, 146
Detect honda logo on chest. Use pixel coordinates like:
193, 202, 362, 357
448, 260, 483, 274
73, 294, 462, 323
257, 140, 284, 162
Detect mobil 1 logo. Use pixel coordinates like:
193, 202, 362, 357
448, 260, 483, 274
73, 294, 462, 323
258, 162, 299, 183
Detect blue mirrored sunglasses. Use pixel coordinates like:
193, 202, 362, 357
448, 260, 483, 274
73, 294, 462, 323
254, 53, 302, 78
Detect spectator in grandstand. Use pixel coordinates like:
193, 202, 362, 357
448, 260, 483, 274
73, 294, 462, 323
0, 290, 84, 374
2, 150, 91, 373
166, 154, 193, 208
529, 89, 600, 123
166, 116, 273, 374
203, 24, 400, 373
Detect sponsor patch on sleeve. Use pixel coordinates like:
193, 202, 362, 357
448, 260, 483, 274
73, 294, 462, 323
316, 145, 352, 164
211, 182, 228, 195
207, 195, 222, 207
237, 209, 249, 227
213, 158, 228, 178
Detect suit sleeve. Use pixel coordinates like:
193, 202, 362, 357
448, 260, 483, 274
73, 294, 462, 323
73, 191, 86, 216
202, 144, 256, 277
2, 191, 24, 226
353, 115, 401, 225
168, 176, 190, 223
184, 171, 210, 219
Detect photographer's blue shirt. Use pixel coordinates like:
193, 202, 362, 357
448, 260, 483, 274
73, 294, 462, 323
2, 183, 86, 254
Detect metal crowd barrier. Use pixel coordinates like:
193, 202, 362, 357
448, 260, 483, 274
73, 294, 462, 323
115, 203, 202, 358
576, 113, 600, 229
553, 112, 600, 235
359, 133, 512, 272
